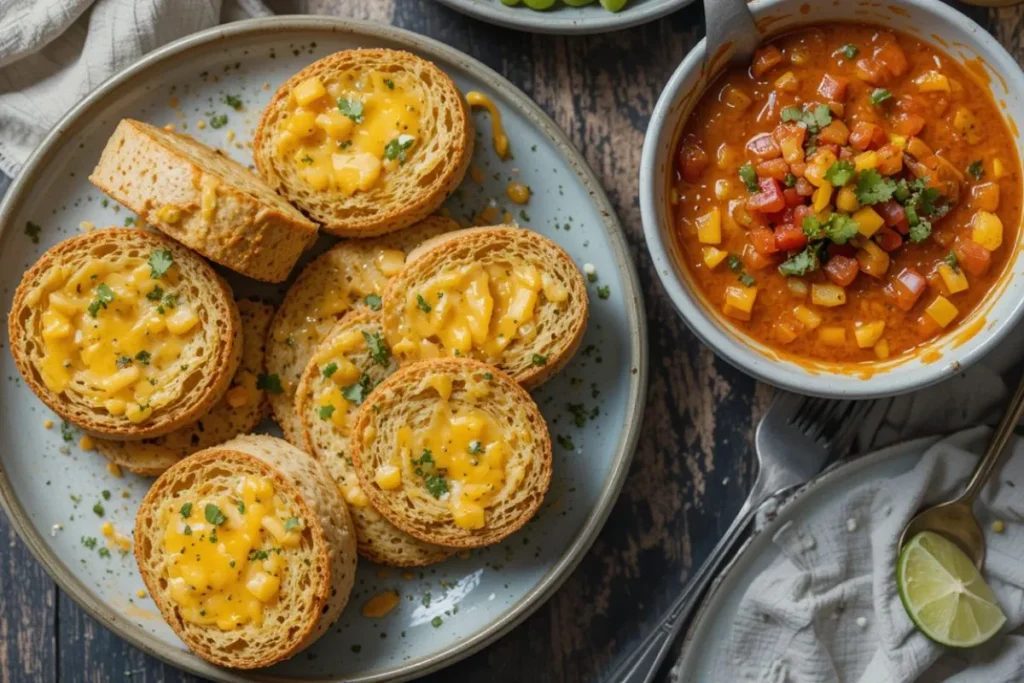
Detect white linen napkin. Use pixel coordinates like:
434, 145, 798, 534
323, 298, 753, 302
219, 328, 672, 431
691, 426, 1024, 683
0, 0, 271, 177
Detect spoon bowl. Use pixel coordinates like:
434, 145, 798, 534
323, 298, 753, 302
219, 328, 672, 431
899, 500, 985, 568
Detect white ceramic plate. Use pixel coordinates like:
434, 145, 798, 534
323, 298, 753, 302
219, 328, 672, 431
434, 0, 694, 35
674, 435, 946, 681
0, 16, 647, 683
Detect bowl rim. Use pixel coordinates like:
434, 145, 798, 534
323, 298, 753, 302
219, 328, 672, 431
639, 0, 1024, 399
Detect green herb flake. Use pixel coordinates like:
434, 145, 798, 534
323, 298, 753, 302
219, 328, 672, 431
424, 473, 448, 498
784, 173, 798, 188
209, 114, 228, 129
319, 404, 336, 420
363, 331, 391, 366
337, 98, 364, 123
322, 362, 339, 378
944, 251, 960, 271
556, 434, 575, 450
384, 136, 415, 163
93, 502, 105, 517
967, 160, 985, 180
87, 283, 115, 318
597, 285, 610, 300
180, 502, 193, 519
183, 524, 192, 536
102, 490, 111, 500
738, 273, 756, 287
468, 440, 484, 455
823, 160, 855, 187
116, 356, 133, 369
25, 221, 42, 244
222, 94, 243, 110
256, 373, 284, 394
148, 249, 174, 279
869, 88, 893, 106
854, 169, 897, 205
532, 353, 548, 366
738, 163, 759, 192
135, 350, 151, 365
840, 44, 859, 60
364, 293, 382, 311
384, 78, 395, 90
416, 294, 432, 313
98, 547, 111, 559
146, 286, 164, 302
342, 374, 373, 405
82, 536, 98, 550
727, 254, 743, 272
284, 517, 301, 532
431, 616, 443, 628
778, 246, 820, 277
204, 504, 227, 526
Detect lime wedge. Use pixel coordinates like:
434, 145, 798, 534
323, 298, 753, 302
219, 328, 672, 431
897, 531, 1006, 648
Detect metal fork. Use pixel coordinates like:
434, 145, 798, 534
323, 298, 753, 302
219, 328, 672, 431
607, 392, 878, 683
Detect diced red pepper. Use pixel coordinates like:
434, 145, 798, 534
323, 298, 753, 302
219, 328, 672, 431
874, 39, 909, 78
817, 73, 850, 102
742, 243, 779, 271
874, 227, 903, 252
855, 57, 888, 85
751, 45, 784, 78
876, 144, 903, 175
827, 243, 857, 259
953, 236, 991, 276
774, 224, 809, 252
885, 267, 927, 311
876, 200, 906, 227
849, 121, 886, 151
793, 205, 816, 228
783, 187, 805, 208
817, 142, 841, 158
750, 227, 779, 255
794, 178, 814, 197
746, 132, 781, 160
747, 177, 786, 213
756, 157, 790, 180
824, 255, 859, 286
893, 112, 926, 137
678, 143, 709, 184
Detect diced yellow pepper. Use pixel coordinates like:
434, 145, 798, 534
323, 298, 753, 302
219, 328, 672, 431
993, 158, 1006, 179
779, 136, 805, 164
856, 239, 890, 278
812, 181, 833, 213
804, 150, 837, 187
937, 263, 969, 294
774, 322, 799, 344
723, 285, 758, 321
853, 206, 885, 237
714, 179, 733, 200
971, 210, 1003, 251
811, 283, 847, 308
836, 186, 860, 213
854, 321, 886, 349
888, 133, 908, 151
916, 71, 950, 93
775, 71, 800, 92
953, 107, 982, 144
701, 246, 729, 270
716, 143, 739, 170
818, 327, 847, 346
696, 208, 722, 245
787, 279, 808, 298
721, 86, 752, 112
793, 305, 822, 329
854, 151, 879, 172
925, 296, 959, 328
874, 339, 890, 360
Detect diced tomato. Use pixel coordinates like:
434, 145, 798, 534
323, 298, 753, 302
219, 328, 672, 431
730, 197, 766, 230
839, 147, 855, 162
793, 205, 816, 228
824, 255, 859, 286
783, 187, 805, 207
678, 143, 709, 183
827, 243, 857, 259
774, 224, 808, 252
893, 112, 926, 137
848, 122, 886, 151
751, 45, 784, 78
876, 144, 903, 176
794, 178, 814, 197
747, 177, 786, 213
756, 157, 790, 180
885, 267, 927, 311
874, 39, 909, 78
749, 227, 779, 255
817, 142, 841, 158
875, 200, 906, 229
762, 208, 790, 226
953, 236, 991, 276
817, 73, 850, 102
742, 243, 779, 271
855, 57, 888, 85
874, 227, 903, 252
746, 133, 781, 160
790, 162, 807, 179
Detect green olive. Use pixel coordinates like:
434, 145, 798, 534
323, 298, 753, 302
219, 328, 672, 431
599, 0, 628, 10
500, 0, 521, 5
563, 0, 597, 5
523, 0, 557, 8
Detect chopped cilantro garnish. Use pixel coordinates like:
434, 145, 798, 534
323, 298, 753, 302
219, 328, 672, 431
468, 440, 484, 455
179, 502, 192, 518
135, 350, 151, 365
823, 160, 855, 187
727, 254, 743, 272
256, 373, 283, 394
597, 285, 610, 299
840, 44, 859, 60
780, 104, 832, 133
362, 331, 391, 366
124, 216, 136, 226
738, 163, 759, 192
319, 404, 336, 420
966, 160, 984, 180
204, 504, 227, 526
25, 221, 41, 244
854, 169, 897, 205
87, 283, 115, 317
222, 94, 243, 110
342, 374, 373, 405
424, 473, 448, 498
780, 106, 803, 123
337, 98, 364, 123
908, 221, 932, 243
944, 251, 960, 271
60, 420, 76, 442
783, 173, 797, 188
532, 353, 548, 366
416, 294, 432, 313
738, 273, 756, 287
236, 500, 245, 514
803, 214, 859, 245
869, 88, 893, 106
778, 246, 820, 277
300, 154, 314, 164
556, 434, 575, 450
92, 502, 105, 517
364, 293, 382, 311
148, 249, 174, 278
82, 536, 98, 550
209, 114, 228, 129
146, 286, 164, 302
431, 616, 443, 628
98, 547, 111, 559
284, 517, 300, 532
322, 362, 339, 378
384, 78, 395, 89
183, 525, 192, 536
102, 490, 111, 500
384, 136, 415, 163
116, 356, 133, 369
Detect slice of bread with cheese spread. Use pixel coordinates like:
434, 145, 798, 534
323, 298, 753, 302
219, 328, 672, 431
295, 310, 452, 566
351, 358, 552, 548
8, 228, 242, 440
252, 49, 473, 237
89, 119, 318, 282
381, 226, 588, 388
266, 215, 456, 445
134, 434, 357, 669
95, 300, 273, 476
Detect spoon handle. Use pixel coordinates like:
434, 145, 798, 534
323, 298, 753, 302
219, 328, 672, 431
962, 370, 1024, 502
703, 0, 760, 67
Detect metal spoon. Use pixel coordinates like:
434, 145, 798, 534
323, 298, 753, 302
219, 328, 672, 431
899, 371, 1024, 568
704, 0, 760, 69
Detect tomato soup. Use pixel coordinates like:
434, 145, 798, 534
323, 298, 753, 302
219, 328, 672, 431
670, 24, 1021, 364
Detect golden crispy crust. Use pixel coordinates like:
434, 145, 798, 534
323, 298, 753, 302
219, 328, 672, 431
350, 358, 552, 548
253, 49, 473, 237
8, 228, 242, 440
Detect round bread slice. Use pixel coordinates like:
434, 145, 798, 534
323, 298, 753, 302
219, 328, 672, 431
95, 300, 273, 476
253, 49, 473, 237
134, 434, 357, 669
8, 228, 242, 440
295, 310, 452, 566
351, 358, 552, 548
381, 226, 588, 388
266, 215, 456, 445
89, 119, 318, 282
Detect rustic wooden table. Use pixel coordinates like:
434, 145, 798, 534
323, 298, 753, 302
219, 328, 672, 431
1, 0, 1021, 681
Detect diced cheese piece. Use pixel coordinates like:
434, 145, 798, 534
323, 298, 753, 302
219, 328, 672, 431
102, 366, 140, 394
285, 109, 317, 136
293, 77, 327, 106
696, 208, 722, 245
701, 246, 729, 270
166, 307, 199, 335
853, 206, 885, 237
315, 110, 355, 139
925, 296, 959, 328
375, 464, 401, 490
937, 263, 969, 294
854, 321, 886, 348
246, 571, 282, 602
723, 285, 757, 321
971, 211, 1003, 251
811, 283, 847, 308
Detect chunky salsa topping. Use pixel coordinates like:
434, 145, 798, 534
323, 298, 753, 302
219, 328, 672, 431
671, 25, 1021, 363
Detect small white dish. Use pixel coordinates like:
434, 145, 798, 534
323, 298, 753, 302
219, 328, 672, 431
433, 0, 694, 35
639, 0, 1024, 399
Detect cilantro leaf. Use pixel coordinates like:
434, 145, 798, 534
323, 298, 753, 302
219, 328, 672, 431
319, 404, 336, 420
135, 350, 151, 365
341, 374, 373, 405
384, 78, 395, 89
204, 504, 227, 526
966, 160, 984, 180
869, 88, 893, 106
322, 362, 338, 378
778, 247, 820, 277
416, 294, 431, 313
364, 293, 382, 311
209, 114, 228, 129
424, 473, 448, 498
532, 353, 548, 366
468, 440, 484, 455
148, 249, 174, 279
944, 251, 960, 271
87, 283, 115, 317
908, 219, 932, 243
840, 44, 859, 60
180, 502, 192, 519
824, 160, 855, 187
726, 254, 743, 272
337, 98, 364, 123
384, 136, 415, 164
784, 173, 798, 188
222, 94, 243, 110
738, 273, 756, 287
146, 286, 164, 302
854, 169, 897, 205
780, 106, 803, 123
284, 517, 300, 532
738, 163, 759, 192
256, 373, 283, 394
824, 213, 860, 244
556, 434, 576, 450
362, 331, 391, 366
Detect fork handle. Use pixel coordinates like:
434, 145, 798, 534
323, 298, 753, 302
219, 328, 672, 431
605, 499, 759, 683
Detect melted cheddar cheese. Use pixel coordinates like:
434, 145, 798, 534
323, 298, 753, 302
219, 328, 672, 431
275, 72, 423, 196
313, 328, 368, 435
391, 262, 568, 363
31, 253, 198, 423
163, 476, 303, 631
381, 375, 513, 530
466, 91, 510, 159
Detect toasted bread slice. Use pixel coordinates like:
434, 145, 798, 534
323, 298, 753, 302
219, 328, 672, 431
95, 300, 273, 476
8, 228, 242, 440
351, 358, 551, 548
381, 226, 588, 388
266, 215, 456, 445
295, 310, 452, 566
253, 49, 473, 237
134, 434, 357, 669
89, 119, 318, 282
